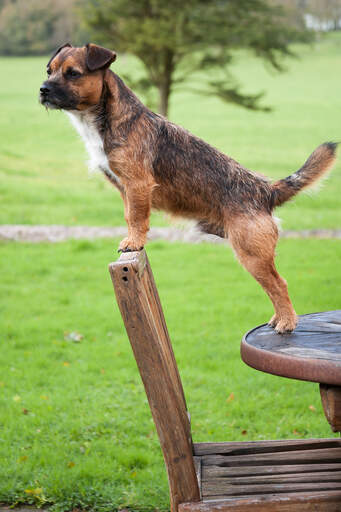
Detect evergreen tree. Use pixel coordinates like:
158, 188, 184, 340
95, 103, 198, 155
81, 0, 311, 116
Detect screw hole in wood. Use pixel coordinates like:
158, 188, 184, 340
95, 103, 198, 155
122, 276, 128, 282
123, 267, 129, 272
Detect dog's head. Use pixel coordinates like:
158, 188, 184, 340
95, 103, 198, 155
39, 43, 116, 111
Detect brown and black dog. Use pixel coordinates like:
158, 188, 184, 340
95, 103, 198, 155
40, 43, 337, 333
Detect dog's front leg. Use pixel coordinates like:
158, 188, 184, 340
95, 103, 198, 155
118, 183, 153, 253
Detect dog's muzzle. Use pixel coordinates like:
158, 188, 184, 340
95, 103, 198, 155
39, 81, 57, 108
39, 81, 78, 110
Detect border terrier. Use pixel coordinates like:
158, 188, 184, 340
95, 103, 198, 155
40, 43, 337, 333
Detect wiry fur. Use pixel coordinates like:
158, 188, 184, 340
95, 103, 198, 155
271, 142, 337, 207
40, 44, 338, 334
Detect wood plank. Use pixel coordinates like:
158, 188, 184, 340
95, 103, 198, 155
194, 438, 340, 456
202, 480, 341, 497
201, 447, 341, 467
109, 251, 200, 512
320, 384, 341, 432
202, 462, 341, 479
179, 490, 341, 511
202, 470, 341, 485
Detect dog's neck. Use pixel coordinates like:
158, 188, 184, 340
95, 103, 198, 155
64, 70, 147, 185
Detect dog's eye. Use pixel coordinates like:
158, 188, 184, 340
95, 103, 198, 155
47, 68, 52, 76
65, 68, 81, 79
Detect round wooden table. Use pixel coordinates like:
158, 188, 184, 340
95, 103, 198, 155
241, 310, 341, 385
241, 310, 341, 431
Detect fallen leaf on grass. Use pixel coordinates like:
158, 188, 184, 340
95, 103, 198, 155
25, 488, 43, 496
40, 395, 49, 400
309, 405, 316, 412
18, 455, 28, 463
13, 395, 21, 402
241, 430, 247, 435
64, 331, 83, 343
226, 392, 234, 403
67, 461, 75, 468
22, 408, 29, 414
63, 361, 70, 367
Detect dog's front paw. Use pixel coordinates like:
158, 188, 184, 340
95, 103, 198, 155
118, 237, 144, 253
274, 315, 298, 334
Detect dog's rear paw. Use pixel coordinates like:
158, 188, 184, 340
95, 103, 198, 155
268, 314, 278, 328
274, 315, 298, 334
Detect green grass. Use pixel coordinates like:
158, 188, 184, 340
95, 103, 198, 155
0, 238, 340, 511
1, 33, 341, 511
0, 34, 341, 229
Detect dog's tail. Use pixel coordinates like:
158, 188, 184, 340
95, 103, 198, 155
271, 142, 338, 208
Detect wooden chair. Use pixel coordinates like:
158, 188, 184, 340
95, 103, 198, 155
109, 249, 341, 512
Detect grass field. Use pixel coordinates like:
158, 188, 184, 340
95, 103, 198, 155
1, 238, 340, 511
1, 33, 341, 512
0, 35, 340, 229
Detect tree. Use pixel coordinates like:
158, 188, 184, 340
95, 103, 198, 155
275, 0, 341, 30
81, 0, 311, 116
0, 0, 89, 56
306, 0, 341, 31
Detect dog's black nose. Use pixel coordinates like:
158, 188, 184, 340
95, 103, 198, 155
40, 82, 52, 95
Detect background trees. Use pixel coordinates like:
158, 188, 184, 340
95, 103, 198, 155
81, 0, 311, 116
0, 0, 88, 56
2, 0, 341, 115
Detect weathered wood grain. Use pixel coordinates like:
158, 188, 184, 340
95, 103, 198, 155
179, 491, 341, 511
202, 479, 341, 497
194, 456, 202, 498
194, 438, 341, 456
320, 384, 341, 432
200, 447, 341, 467
197, 439, 341, 505
202, 470, 341, 485
202, 462, 341, 479
109, 250, 200, 512
241, 310, 341, 385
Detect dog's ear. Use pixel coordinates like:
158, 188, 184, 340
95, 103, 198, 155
47, 43, 72, 68
86, 43, 117, 72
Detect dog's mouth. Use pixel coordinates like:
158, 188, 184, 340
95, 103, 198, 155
39, 83, 80, 111
39, 95, 60, 110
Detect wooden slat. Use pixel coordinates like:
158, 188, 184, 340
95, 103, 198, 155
194, 438, 341, 456
201, 447, 341, 467
201, 470, 341, 490
203, 470, 341, 485
179, 490, 341, 511
109, 251, 200, 512
202, 462, 341, 479
202, 479, 341, 497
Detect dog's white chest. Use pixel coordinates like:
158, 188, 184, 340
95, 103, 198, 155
66, 111, 118, 181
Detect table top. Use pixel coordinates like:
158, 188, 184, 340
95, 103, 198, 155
241, 310, 341, 386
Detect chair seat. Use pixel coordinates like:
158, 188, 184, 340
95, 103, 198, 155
179, 439, 341, 511
241, 310, 341, 386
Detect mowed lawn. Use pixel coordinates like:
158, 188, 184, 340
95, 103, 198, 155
0, 238, 340, 511
1, 33, 341, 512
0, 34, 340, 229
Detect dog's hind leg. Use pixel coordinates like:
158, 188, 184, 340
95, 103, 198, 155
227, 214, 297, 333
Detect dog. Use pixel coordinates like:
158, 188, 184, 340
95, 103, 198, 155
40, 43, 337, 334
